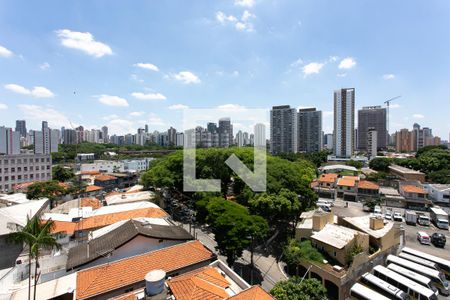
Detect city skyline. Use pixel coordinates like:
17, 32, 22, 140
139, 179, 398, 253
0, 1, 449, 137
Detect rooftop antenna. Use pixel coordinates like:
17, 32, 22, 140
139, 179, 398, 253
384, 95, 401, 136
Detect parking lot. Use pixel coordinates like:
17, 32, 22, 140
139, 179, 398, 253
332, 199, 450, 259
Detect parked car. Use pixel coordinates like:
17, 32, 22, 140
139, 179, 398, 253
384, 211, 392, 220
431, 233, 446, 248
393, 212, 403, 222
417, 231, 431, 245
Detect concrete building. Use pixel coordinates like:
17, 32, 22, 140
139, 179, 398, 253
218, 118, 233, 147
324, 133, 333, 150
270, 105, 298, 154
254, 123, 266, 148
425, 184, 450, 204
176, 132, 184, 147
235, 130, 244, 147
63, 128, 77, 145
0, 126, 20, 155
14, 120, 27, 138
101, 126, 109, 143
34, 121, 59, 154
333, 88, 355, 158
395, 128, 414, 152
167, 127, 177, 146
389, 164, 425, 182
367, 128, 377, 159
298, 108, 322, 153
0, 154, 52, 192
357, 106, 386, 151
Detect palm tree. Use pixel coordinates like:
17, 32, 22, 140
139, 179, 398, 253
8, 216, 61, 300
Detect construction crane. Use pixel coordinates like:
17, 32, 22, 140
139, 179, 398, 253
384, 95, 401, 135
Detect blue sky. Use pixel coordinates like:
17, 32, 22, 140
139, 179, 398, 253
0, 0, 449, 138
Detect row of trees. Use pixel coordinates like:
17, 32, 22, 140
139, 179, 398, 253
369, 145, 450, 183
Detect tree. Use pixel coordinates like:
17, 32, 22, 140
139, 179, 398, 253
369, 157, 391, 172
8, 216, 61, 300
270, 277, 328, 300
283, 239, 324, 275
26, 181, 66, 209
205, 198, 268, 266
347, 159, 363, 169
52, 165, 75, 182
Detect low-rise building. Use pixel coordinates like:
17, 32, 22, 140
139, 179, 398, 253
425, 184, 450, 204
389, 164, 425, 182
336, 176, 359, 200
105, 190, 155, 206
399, 182, 431, 210
356, 180, 380, 202
0, 153, 52, 193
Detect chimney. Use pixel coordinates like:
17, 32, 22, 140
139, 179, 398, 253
370, 216, 384, 230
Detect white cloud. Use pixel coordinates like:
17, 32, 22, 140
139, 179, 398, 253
18, 104, 71, 127
131, 92, 166, 101
4, 83, 55, 98
172, 71, 201, 84
217, 104, 247, 111
168, 104, 189, 110
39, 62, 50, 70
96, 95, 129, 107
134, 63, 159, 72
338, 57, 356, 69
235, 0, 255, 7
413, 114, 424, 119
55, 29, 113, 58
0, 103, 8, 110
329, 56, 338, 62
107, 119, 135, 135
148, 113, 165, 126
216, 10, 255, 32
216, 11, 238, 24
302, 62, 324, 76
129, 111, 145, 116
102, 114, 119, 121
382, 74, 395, 80
0, 45, 13, 57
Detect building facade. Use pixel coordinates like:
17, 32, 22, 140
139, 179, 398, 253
270, 105, 298, 154
0, 126, 20, 155
0, 154, 52, 192
333, 88, 355, 158
15, 120, 27, 138
357, 106, 386, 151
367, 128, 377, 159
298, 108, 322, 153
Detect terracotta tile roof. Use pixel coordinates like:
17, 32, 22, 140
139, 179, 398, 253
319, 173, 338, 184
85, 185, 103, 192
227, 286, 273, 300
80, 198, 102, 210
76, 240, 215, 299
51, 207, 168, 235
94, 174, 117, 182
168, 266, 230, 300
357, 180, 379, 190
401, 185, 426, 194
81, 170, 101, 175
337, 177, 357, 187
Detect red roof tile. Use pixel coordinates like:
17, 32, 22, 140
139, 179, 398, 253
76, 240, 215, 299
358, 180, 379, 190
227, 286, 273, 300
94, 174, 117, 181
319, 173, 338, 184
401, 185, 426, 194
85, 185, 103, 192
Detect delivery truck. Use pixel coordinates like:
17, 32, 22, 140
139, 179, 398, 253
430, 207, 449, 230
405, 211, 417, 225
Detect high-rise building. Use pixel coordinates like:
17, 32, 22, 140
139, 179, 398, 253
333, 88, 355, 158
207, 122, 218, 133
144, 124, 149, 134
34, 121, 58, 154
270, 105, 298, 154
323, 133, 333, 151
395, 129, 414, 152
218, 118, 233, 147
15, 120, 27, 138
367, 128, 378, 159
236, 130, 244, 147
168, 127, 177, 146
102, 126, 109, 143
298, 108, 322, 153
63, 129, 77, 145
0, 126, 20, 155
254, 123, 266, 148
75, 126, 84, 144
357, 106, 387, 151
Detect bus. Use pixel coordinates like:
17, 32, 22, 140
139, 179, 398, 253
373, 265, 437, 300
387, 263, 439, 296
349, 282, 391, 300
361, 272, 410, 299
386, 255, 449, 296
399, 252, 438, 270
401, 247, 450, 279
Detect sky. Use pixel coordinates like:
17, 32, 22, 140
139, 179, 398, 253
0, 0, 449, 138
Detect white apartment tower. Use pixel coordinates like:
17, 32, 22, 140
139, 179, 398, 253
333, 88, 355, 158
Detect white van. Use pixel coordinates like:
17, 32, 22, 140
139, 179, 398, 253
417, 231, 431, 245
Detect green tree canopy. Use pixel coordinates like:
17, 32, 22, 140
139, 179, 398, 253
52, 165, 75, 182
26, 180, 67, 209
270, 277, 328, 300
369, 157, 391, 172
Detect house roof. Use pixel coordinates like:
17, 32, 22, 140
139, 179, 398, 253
401, 185, 426, 194
337, 176, 358, 187
67, 219, 193, 270
343, 216, 394, 239
85, 185, 103, 192
94, 174, 117, 181
81, 170, 101, 175
168, 266, 230, 300
0, 199, 49, 235
227, 286, 273, 300
358, 180, 379, 190
51, 207, 168, 235
311, 223, 360, 249
51, 198, 101, 214
319, 173, 338, 184
75, 240, 215, 299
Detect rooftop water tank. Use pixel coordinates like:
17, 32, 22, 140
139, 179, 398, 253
145, 269, 166, 296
